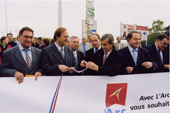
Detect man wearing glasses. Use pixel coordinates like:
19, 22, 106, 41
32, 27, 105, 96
0, 27, 42, 83
144, 33, 169, 72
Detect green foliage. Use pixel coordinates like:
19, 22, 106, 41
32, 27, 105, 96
147, 19, 166, 44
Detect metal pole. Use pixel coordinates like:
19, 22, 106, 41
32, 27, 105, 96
146, 25, 148, 45
86, 0, 89, 41
5, 0, 8, 34
58, 0, 62, 27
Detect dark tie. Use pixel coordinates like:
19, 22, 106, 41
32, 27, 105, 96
158, 50, 163, 64
60, 48, 65, 59
102, 52, 107, 65
83, 43, 86, 53
132, 49, 137, 66
95, 48, 98, 53
24, 49, 31, 68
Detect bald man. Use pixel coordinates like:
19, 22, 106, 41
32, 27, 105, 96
78, 37, 92, 54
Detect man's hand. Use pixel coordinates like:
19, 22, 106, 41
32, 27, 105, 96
68, 67, 75, 74
34, 71, 42, 81
125, 67, 133, 73
164, 64, 170, 70
14, 71, 24, 84
80, 60, 87, 67
142, 62, 153, 69
58, 65, 69, 72
86, 62, 99, 71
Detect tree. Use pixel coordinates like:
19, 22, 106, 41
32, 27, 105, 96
141, 19, 166, 46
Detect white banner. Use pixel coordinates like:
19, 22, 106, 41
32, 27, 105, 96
0, 72, 169, 113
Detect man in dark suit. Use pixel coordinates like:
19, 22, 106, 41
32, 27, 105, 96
68, 36, 84, 75
81, 33, 124, 76
144, 33, 169, 72
0, 27, 42, 83
85, 33, 101, 62
119, 31, 157, 74
41, 27, 76, 76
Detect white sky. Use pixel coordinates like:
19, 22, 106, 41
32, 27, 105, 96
0, 0, 169, 41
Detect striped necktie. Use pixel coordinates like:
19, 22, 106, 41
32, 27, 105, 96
24, 49, 31, 68
60, 48, 65, 59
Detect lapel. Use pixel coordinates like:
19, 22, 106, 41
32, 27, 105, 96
95, 49, 103, 65
51, 44, 66, 64
64, 47, 69, 65
125, 47, 136, 66
30, 47, 37, 70
137, 47, 141, 66
152, 44, 162, 63
14, 46, 29, 69
76, 50, 80, 64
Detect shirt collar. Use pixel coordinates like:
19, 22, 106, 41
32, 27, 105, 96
93, 46, 101, 52
105, 48, 112, 56
19, 44, 31, 51
55, 42, 64, 51
155, 43, 159, 51
128, 45, 138, 52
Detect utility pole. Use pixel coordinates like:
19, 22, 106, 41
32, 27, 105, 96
58, 0, 62, 27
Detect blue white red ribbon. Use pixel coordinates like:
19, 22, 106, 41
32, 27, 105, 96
70, 68, 88, 73
49, 75, 63, 113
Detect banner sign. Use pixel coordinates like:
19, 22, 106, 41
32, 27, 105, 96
121, 23, 148, 41
136, 26, 148, 41
0, 72, 169, 113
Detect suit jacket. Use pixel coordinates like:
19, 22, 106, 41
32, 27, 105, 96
85, 47, 124, 76
0, 46, 42, 77
41, 44, 77, 76
114, 42, 124, 51
78, 42, 92, 52
119, 46, 158, 74
74, 50, 85, 75
85, 48, 95, 61
144, 43, 169, 72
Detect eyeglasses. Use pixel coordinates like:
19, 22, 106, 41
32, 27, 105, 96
23, 35, 33, 39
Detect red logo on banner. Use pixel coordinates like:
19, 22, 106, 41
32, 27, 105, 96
105, 83, 128, 108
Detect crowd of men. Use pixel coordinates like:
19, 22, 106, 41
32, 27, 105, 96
0, 26, 169, 84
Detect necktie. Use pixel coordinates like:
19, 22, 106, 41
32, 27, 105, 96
102, 52, 107, 65
158, 50, 163, 64
95, 48, 98, 53
132, 49, 137, 66
83, 43, 86, 53
73, 51, 76, 58
60, 48, 65, 59
24, 49, 31, 68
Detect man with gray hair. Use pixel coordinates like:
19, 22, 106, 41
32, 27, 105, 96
80, 33, 124, 76
69, 36, 84, 75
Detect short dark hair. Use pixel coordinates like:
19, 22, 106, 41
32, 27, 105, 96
43, 38, 50, 47
101, 33, 114, 44
19, 27, 34, 36
91, 33, 100, 40
7, 33, 13, 36
126, 31, 140, 40
1, 36, 7, 43
53, 27, 67, 41
38, 37, 42, 41
156, 33, 169, 41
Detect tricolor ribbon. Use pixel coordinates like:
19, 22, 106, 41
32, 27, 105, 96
49, 75, 63, 113
70, 68, 88, 73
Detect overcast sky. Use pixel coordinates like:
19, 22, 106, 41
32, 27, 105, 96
0, 0, 169, 41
